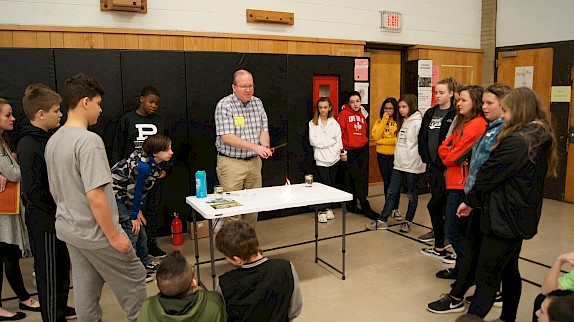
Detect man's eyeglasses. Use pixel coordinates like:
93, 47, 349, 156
235, 84, 254, 90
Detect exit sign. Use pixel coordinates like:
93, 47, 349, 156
381, 11, 402, 32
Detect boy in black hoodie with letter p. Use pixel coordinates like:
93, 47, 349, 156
16, 86, 75, 321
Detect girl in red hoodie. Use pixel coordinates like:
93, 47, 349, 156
435, 85, 487, 280
337, 91, 378, 219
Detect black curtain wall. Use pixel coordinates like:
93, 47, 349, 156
0, 48, 363, 234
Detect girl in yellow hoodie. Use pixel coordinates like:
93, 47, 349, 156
371, 97, 402, 220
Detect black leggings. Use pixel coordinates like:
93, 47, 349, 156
0, 242, 31, 307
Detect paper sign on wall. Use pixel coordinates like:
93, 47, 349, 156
514, 66, 534, 89
354, 82, 369, 104
418, 60, 432, 77
418, 89, 432, 115
551, 86, 572, 103
354, 59, 369, 81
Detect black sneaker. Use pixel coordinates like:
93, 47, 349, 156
145, 274, 154, 283
418, 230, 435, 242
436, 268, 457, 280
465, 294, 503, 308
65, 307, 77, 320
148, 244, 167, 259
145, 262, 158, 272
427, 294, 465, 314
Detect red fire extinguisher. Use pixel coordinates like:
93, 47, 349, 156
171, 212, 183, 246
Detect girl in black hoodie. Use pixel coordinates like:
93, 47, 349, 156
456, 87, 559, 321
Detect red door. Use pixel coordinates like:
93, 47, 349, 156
313, 75, 339, 118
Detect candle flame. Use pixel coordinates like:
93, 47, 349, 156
285, 177, 291, 186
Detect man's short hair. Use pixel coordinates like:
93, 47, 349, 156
142, 134, 171, 156
215, 220, 259, 261
140, 86, 160, 98
232, 70, 252, 85
156, 250, 194, 298
60, 73, 104, 110
22, 88, 62, 120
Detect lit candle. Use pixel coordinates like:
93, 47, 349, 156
281, 177, 291, 198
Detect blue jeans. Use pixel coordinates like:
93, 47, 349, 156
380, 170, 419, 222
377, 153, 399, 211
445, 190, 467, 269
116, 200, 151, 267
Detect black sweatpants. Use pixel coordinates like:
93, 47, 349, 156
27, 218, 71, 322
468, 235, 523, 322
144, 178, 164, 247
344, 145, 368, 204
427, 164, 447, 248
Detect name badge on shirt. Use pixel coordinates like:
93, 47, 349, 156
234, 117, 245, 126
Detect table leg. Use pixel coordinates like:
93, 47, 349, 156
192, 210, 205, 289
209, 218, 216, 289
342, 202, 346, 280
314, 207, 319, 263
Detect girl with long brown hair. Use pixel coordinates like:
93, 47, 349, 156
456, 87, 558, 321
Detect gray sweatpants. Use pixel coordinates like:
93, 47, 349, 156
67, 243, 147, 322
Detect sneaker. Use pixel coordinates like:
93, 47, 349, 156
436, 268, 457, 280
318, 212, 328, 223
442, 254, 457, 264
420, 247, 447, 259
145, 274, 154, 283
465, 294, 503, 308
325, 209, 334, 220
148, 244, 167, 259
426, 294, 465, 314
145, 262, 158, 271
418, 230, 435, 242
444, 237, 452, 249
366, 220, 388, 231
65, 307, 77, 320
391, 209, 403, 221
399, 221, 412, 233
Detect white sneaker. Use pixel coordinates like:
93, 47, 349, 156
318, 212, 328, 223
325, 209, 334, 220
392, 209, 403, 221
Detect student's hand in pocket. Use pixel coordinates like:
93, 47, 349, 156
109, 233, 131, 253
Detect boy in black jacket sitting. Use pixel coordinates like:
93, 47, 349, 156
215, 221, 303, 322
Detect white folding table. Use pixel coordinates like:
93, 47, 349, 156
185, 182, 352, 288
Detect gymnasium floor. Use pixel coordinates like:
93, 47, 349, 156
3, 188, 573, 321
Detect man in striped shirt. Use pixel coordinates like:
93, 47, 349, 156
214, 70, 272, 228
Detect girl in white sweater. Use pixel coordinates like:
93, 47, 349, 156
309, 97, 343, 222
367, 94, 425, 232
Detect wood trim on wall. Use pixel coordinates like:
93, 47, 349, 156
0, 24, 365, 56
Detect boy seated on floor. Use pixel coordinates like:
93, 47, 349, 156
137, 250, 226, 322
215, 220, 303, 321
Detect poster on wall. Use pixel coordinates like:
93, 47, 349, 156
354, 59, 369, 81
418, 60, 433, 112
418, 89, 432, 115
514, 66, 534, 89
354, 82, 369, 104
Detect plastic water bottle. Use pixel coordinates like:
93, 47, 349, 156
195, 170, 207, 198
